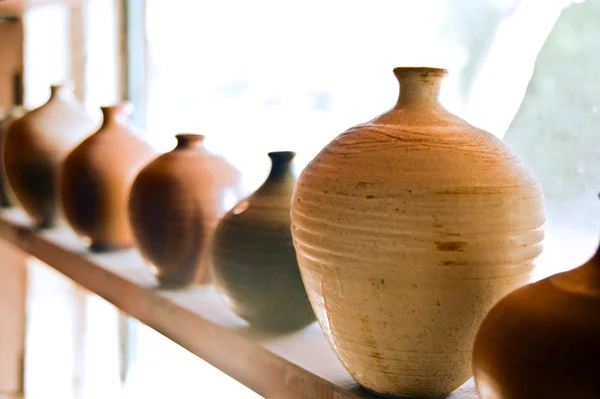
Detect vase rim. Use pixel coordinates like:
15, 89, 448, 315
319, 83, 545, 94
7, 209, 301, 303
101, 102, 133, 114
50, 81, 75, 92
393, 67, 448, 77
268, 151, 296, 162
268, 151, 296, 157
175, 134, 206, 149
176, 133, 205, 140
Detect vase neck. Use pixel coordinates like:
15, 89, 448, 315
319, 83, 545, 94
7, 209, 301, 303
267, 151, 296, 181
49, 83, 76, 102
100, 103, 132, 128
12, 72, 23, 107
175, 134, 205, 149
393, 67, 447, 107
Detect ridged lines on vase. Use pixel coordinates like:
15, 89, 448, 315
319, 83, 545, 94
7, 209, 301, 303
290, 67, 545, 398
211, 151, 315, 332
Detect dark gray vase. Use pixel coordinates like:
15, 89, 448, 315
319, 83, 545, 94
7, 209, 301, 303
210, 151, 315, 332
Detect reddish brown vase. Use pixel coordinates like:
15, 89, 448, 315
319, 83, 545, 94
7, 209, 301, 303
473, 239, 600, 398
4, 83, 98, 228
0, 72, 26, 208
129, 134, 242, 287
60, 104, 154, 252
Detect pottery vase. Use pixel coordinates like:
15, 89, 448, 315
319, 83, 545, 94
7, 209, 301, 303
290, 67, 545, 398
4, 83, 98, 228
0, 72, 26, 208
60, 104, 154, 252
129, 134, 242, 287
211, 151, 315, 331
472, 236, 600, 399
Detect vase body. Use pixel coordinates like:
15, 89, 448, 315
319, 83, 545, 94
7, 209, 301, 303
0, 72, 26, 208
129, 134, 242, 287
290, 67, 545, 398
211, 152, 315, 331
473, 246, 600, 399
0, 107, 25, 208
4, 84, 98, 227
60, 104, 154, 251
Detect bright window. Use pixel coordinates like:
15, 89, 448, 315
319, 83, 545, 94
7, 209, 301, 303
141, 0, 599, 281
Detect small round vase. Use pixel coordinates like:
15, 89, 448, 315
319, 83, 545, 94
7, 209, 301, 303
290, 67, 545, 398
211, 152, 315, 331
60, 104, 154, 252
4, 83, 98, 228
129, 134, 242, 287
472, 240, 600, 398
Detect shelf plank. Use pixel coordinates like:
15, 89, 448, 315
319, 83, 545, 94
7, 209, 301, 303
0, 209, 478, 399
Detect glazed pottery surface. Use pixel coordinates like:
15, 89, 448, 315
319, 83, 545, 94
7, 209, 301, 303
0, 107, 25, 208
290, 67, 545, 398
211, 151, 315, 331
473, 244, 600, 399
4, 84, 98, 227
0, 72, 26, 208
60, 104, 154, 251
129, 134, 241, 287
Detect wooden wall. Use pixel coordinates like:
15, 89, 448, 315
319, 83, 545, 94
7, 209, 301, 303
0, 19, 23, 111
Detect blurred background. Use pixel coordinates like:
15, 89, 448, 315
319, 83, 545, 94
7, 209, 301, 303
0, 0, 599, 397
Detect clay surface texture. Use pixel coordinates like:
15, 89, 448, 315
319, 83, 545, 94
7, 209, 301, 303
60, 104, 155, 251
473, 246, 600, 399
290, 67, 545, 398
4, 84, 98, 228
211, 151, 316, 331
129, 134, 241, 287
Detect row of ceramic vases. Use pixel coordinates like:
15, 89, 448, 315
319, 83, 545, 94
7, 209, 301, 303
0, 68, 597, 399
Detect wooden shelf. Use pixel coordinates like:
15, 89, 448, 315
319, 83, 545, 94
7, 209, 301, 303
0, 209, 478, 399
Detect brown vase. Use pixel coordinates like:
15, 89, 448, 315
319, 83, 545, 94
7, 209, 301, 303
290, 67, 545, 398
60, 104, 154, 252
0, 72, 26, 208
472, 237, 600, 398
4, 83, 98, 228
129, 134, 242, 287
211, 151, 315, 331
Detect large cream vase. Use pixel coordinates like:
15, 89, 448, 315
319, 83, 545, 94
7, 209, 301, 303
290, 67, 545, 398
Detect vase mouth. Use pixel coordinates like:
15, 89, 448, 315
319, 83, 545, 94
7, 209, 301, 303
50, 81, 75, 92
49, 82, 76, 100
268, 151, 296, 162
101, 102, 133, 116
393, 67, 448, 79
100, 102, 133, 126
175, 133, 205, 148
176, 133, 205, 140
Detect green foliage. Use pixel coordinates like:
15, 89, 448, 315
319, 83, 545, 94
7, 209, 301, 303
504, 0, 600, 210
439, 0, 506, 98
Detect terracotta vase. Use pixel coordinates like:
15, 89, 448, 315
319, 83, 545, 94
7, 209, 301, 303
60, 104, 154, 252
211, 151, 315, 331
129, 134, 242, 287
472, 238, 600, 399
4, 83, 98, 228
0, 72, 26, 208
290, 67, 545, 398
